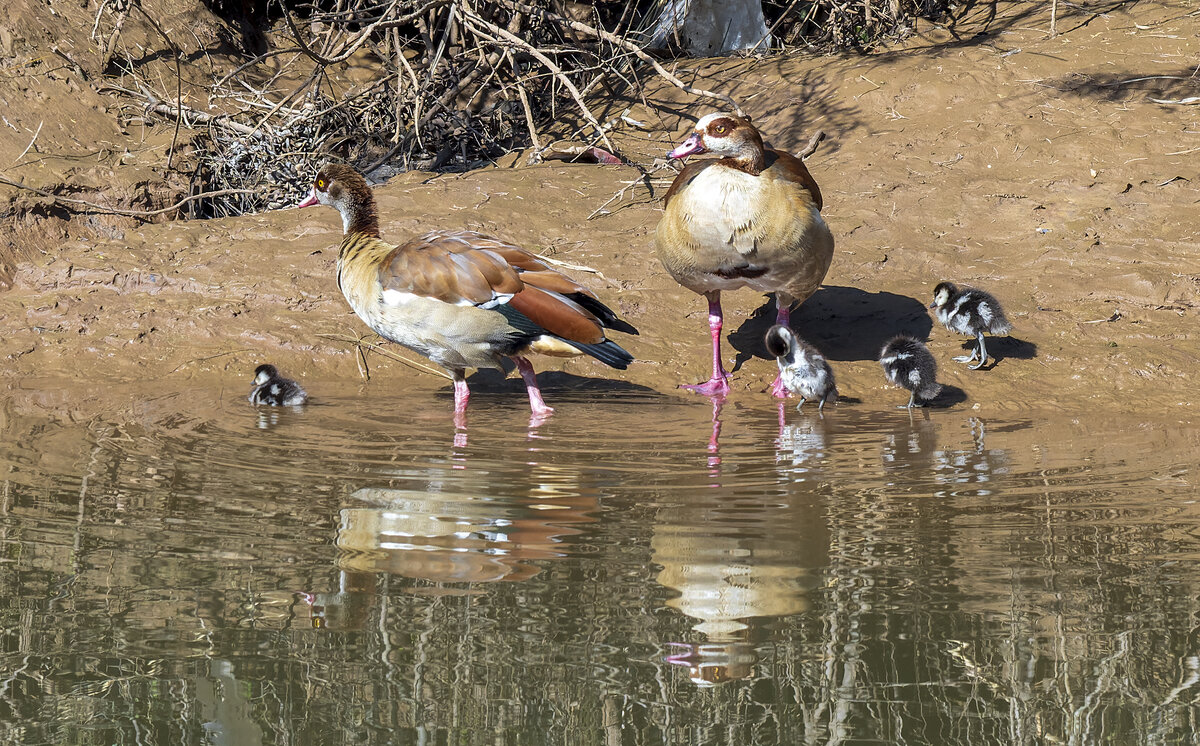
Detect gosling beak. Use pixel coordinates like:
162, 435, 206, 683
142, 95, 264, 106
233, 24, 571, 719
668, 133, 705, 159
296, 188, 319, 209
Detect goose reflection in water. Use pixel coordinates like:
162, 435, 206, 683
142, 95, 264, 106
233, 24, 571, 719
334, 485, 596, 584
652, 488, 827, 686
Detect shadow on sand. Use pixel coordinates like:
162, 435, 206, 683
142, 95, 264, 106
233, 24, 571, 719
454, 369, 665, 403
961, 336, 1038, 369
728, 285, 935, 370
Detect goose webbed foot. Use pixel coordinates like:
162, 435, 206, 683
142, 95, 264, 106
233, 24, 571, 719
769, 375, 789, 399
681, 375, 731, 398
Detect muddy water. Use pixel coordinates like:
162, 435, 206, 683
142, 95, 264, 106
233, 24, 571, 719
1, 386, 1198, 745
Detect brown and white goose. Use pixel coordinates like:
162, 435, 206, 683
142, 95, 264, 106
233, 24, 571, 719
297, 164, 638, 419
655, 113, 834, 398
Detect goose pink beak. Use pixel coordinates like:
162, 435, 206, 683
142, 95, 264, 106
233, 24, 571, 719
669, 133, 705, 159
296, 188, 319, 208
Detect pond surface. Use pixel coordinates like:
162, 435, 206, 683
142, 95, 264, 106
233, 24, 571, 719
1, 386, 1198, 745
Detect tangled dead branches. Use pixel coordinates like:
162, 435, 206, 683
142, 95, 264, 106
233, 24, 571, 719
92, 0, 948, 219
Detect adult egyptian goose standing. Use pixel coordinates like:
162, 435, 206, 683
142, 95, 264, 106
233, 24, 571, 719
296, 164, 637, 419
656, 113, 834, 398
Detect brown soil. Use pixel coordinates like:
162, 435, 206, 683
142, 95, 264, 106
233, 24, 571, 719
1, 1, 1197, 416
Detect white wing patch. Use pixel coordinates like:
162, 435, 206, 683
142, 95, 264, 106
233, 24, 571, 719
478, 292, 515, 310
382, 289, 419, 307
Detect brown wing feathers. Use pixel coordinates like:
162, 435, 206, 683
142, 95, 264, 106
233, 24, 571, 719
382, 233, 523, 305
378, 229, 636, 346
508, 285, 606, 345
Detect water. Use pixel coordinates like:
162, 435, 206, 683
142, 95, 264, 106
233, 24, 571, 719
1, 386, 1197, 745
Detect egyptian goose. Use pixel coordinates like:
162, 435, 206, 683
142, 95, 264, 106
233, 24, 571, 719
296, 164, 637, 418
879, 336, 941, 409
249, 364, 308, 406
764, 324, 837, 411
656, 113, 834, 398
930, 282, 1012, 370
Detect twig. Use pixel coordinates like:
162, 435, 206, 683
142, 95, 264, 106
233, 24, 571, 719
0, 174, 254, 219
497, 0, 744, 116
129, 3, 184, 169
50, 45, 90, 81
516, 79, 541, 152
461, 7, 616, 153
535, 253, 606, 278
93, 83, 265, 137
169, 350, 244, 374
798, 130, 826, 159
1103, 75, 1191, 87
280, 0, 447, 67
586, 170, 673, 221
317, 333, 452, 379
99, 1, 130, 73
11, 120, 42, 166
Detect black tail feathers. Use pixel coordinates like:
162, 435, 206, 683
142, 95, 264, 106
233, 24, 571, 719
565, 338, 634, 370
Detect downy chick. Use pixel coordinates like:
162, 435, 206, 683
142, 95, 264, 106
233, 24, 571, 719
249, 364, 308, 406
879, 336, 941, 409
930, 281, 1012, 370
764, 324, 837, 411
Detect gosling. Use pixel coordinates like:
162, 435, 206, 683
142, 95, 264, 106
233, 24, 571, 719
879, 336, 941, 409
248, 364, 308, 406
764, 325, 837, 411
930, 281, 1012, 370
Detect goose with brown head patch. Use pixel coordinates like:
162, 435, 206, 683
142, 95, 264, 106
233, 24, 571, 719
656, 113, 834, 398
297, 164, 638, 421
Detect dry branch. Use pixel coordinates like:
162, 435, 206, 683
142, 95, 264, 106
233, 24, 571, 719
90, 0, 933, 219
0, 174, 253, 219
497, 0, 745, 116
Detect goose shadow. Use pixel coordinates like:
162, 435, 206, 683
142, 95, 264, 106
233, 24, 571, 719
456, 369, 665, 402
728, 286, 934, 370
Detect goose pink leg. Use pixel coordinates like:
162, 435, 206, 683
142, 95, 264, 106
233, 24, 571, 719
513, 356, 554, 418
453, 373, 470, 413
769, 299, 791, 399
682, 292, 731, 398
452, 372, 470, 431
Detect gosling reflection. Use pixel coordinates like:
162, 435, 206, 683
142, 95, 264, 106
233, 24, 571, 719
880, 407, 939, 469
930, 417, 1015, 494
298, 570, 376, 630
652, 489, 827, 686
880, 415, 1016, 494
776, 404, 830, 473
335, 485, 595, 584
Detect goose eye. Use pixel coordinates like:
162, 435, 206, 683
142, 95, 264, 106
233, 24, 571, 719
713, 123, 729, 135
316, 178, 327, 190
